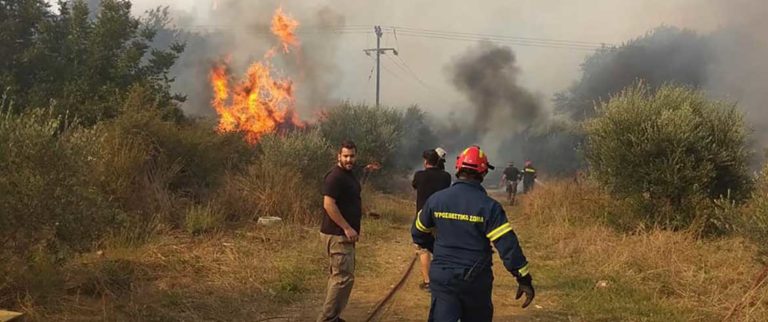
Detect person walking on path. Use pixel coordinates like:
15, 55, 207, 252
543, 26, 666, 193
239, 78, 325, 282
501, 162, 522, 205
412, 149, 452, 291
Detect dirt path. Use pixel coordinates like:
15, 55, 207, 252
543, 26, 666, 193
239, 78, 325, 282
277, 193, 566, 321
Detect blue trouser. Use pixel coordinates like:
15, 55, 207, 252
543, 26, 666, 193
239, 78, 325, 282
427, 265, 494, 322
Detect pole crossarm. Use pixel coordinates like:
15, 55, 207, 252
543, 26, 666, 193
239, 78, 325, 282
363, 48, 398, 55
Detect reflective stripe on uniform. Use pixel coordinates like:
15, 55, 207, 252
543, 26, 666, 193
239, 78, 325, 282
415, 210, 432, 233
486, 222, 513, 241
517, 263, 530, 277
525, 168, 536, 173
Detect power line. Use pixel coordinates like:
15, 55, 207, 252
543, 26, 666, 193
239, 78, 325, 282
376, 54, 457, 108
384, 26, 614, 47
180, 24, 615, 50
392, 31, 603, 51
384, 54, 433, 92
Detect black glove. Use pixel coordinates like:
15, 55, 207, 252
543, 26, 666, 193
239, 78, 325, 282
515, 274, 535, 308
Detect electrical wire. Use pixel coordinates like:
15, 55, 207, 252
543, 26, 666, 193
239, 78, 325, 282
182, 24, 614, 51
383, 25, 613, 47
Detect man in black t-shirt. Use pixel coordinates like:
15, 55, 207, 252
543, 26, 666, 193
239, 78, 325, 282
318, 140, 362, 322
411, 149, 452, 291
502, 162, 522, 205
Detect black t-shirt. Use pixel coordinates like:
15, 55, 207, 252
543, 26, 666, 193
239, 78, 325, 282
321, 165, 362, 236
412, 167, 452, 212
503, 166, 521, 182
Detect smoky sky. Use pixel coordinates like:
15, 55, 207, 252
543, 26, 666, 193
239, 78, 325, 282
120, 0, 741, 116
81, 0, 768, 170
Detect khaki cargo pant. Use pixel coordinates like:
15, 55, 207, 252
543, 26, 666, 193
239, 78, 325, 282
317, 233, 356, 322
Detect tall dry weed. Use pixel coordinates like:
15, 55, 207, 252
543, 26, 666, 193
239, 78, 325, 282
519, 180, 768, 320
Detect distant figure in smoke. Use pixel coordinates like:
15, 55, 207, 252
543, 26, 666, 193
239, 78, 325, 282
522, 160, 537, 194
411, 149, 452, 292
501, 162, 522, 205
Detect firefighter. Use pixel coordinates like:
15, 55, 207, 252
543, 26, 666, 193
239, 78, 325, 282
412, 145, 535, 321
522, 160, 537, 194
501, 161, 522, 205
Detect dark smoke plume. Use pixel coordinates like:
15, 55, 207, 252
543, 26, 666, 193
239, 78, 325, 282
445, 42, 574, 178
451, 42, 544, 140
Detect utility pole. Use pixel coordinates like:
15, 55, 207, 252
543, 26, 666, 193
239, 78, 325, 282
364, 26, 398, 107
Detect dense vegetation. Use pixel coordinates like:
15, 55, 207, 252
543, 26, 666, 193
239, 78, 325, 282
585, 83, 752, 233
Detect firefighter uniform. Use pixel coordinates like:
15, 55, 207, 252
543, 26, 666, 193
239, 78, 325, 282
522, 164, 537, 193
412, 179, 531, 321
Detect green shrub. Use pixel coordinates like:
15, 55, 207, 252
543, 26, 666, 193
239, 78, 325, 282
0, 108, 119, 293
738, 164, 768, 253
258, 128, 333, 182
319, 103, 404, 169
211, 129, 329, 223
222, 162, 320, 223
185, 204, 225, 235
86, 88, 255, 227
318, 103, 439, 191
585, 82, 752, 233
396, 105, 439, 171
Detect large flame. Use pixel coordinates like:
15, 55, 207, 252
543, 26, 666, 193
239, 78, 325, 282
209, 8, 303, 144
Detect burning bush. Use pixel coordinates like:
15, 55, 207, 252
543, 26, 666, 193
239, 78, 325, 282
585, 82, 752, 233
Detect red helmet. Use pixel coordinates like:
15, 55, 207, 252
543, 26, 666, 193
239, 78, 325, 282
455, 145, 494, 173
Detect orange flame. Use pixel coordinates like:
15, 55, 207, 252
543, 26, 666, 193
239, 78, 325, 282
271, 7, 299, 53
209, 8, 303, 144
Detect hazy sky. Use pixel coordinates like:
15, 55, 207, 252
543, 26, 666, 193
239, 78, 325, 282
114, 0, 734, 117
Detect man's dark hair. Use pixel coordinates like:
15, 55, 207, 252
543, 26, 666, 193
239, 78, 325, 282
457, 168, 484, 182
422, 149, 440, 166
339, 140, 356, 153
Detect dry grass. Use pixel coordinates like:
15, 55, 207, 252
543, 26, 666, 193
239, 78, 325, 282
8, 180, 768, 321
513, 180, 768, 321
6, 191, 414, 321
14, 224, 325, 321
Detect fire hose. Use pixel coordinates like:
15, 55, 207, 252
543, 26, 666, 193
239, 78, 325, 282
254, 253, 417, 322
363, 254, 418, 322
